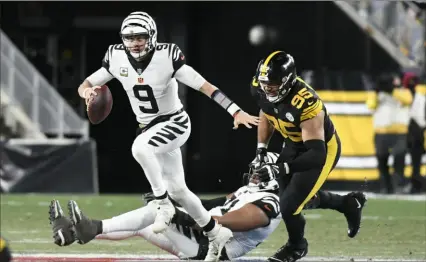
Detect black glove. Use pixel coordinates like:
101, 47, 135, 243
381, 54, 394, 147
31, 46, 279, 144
255, 164, 280, 183
249, 147, 268, 170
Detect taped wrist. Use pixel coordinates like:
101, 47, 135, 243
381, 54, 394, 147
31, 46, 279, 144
211, 89, 241, 117
284, 139, 326, 173
201, 196, 227, 210
257, 143, 268, 149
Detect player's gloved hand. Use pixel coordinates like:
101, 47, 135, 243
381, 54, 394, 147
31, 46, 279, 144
82, 86, 101, 109
255, 164, 280, 183
171, 208, 197, 228
233, 110, 260, 129
249, 147, 268, 170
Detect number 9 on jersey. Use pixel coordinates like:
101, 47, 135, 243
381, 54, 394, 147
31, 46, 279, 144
133, 85, 159, 114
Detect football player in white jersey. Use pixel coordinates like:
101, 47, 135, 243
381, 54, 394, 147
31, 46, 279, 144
76, 12, 259, 261
48, 152, 365, 260
48, 153, 282, 260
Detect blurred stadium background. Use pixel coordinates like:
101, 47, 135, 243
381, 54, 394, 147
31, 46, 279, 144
0, 1, 425, 261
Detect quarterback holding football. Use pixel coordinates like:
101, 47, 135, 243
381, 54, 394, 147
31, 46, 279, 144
75, 11, 259, 261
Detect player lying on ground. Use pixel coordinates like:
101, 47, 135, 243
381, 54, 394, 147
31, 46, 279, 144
77, 11, 258, 261
49, 153, 365, 260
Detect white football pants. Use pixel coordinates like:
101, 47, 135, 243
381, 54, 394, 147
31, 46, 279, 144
131, 110, 211, 227
98, 202, 199, 258
97, 202, 239, 259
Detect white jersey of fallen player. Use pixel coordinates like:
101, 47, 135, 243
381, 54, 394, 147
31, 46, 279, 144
102, 43, 185, 125
210, 186, 281, 259
174, 185, 281, 259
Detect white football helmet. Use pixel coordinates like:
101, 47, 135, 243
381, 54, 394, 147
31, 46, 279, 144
120, 11, 157, 60
243, 152, 280, 192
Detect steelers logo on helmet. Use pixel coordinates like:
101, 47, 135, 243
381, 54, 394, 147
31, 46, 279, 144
256, 51, 297, 103
243, 152, 280, 192
120, 11, 158, 60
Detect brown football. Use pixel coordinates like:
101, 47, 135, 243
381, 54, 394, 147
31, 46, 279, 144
87, 85, 113, 124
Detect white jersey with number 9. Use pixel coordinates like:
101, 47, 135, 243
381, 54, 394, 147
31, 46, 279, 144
102, 43, 187, 125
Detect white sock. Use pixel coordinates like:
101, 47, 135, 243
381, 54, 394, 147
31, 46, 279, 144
205, 223, 221, 237
101, 206, 156, 234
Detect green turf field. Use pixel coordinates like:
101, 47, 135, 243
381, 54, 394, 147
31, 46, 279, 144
1, 194, 425, 260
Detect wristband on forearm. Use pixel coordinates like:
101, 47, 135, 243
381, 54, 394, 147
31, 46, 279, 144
257, 143, 268, 149
211, 89, 241, 117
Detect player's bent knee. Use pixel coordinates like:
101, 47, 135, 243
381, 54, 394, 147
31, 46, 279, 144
131, 137, 155, 161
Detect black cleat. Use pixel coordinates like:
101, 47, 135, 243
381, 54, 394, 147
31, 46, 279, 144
67, 200, 100, 245
343, 191, 367, 238
48, 200, 76, 246
267, 239, 308, 262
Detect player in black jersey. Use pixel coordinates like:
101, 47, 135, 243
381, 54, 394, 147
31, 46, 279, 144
0, 235, 12, 262
250, 51, 367, 262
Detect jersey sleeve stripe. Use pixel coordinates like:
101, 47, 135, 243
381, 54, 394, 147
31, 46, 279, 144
172, 45, 179, 61
170, 44, 176, 59
300, 100, 323, 121
262, 195, 280, 204
302, 100, 320, 114
168, 44, 173, 58
262, 199, 279, 213
108, 45, 114, 60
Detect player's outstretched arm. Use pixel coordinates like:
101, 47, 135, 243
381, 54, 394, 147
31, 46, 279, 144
212, 203, 270, 232
174, 65, 259, 129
